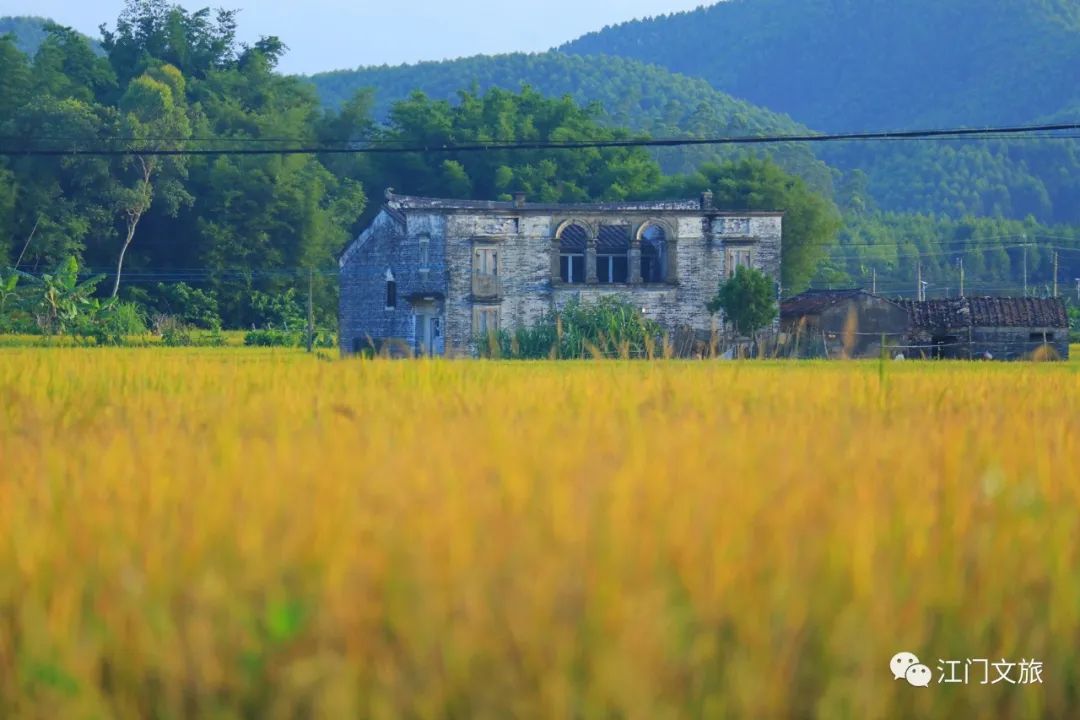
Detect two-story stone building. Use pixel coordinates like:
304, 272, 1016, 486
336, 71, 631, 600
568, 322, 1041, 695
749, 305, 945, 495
338, 190, 783, 356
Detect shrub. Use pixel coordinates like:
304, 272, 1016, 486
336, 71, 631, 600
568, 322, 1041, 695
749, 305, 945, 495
244, 329, 300, 347
111, 301, 148, 335
244, 328, 335, 348
479, 297, 663, 359
144, 282, 222, 330
250, 289, 304, 331
707, 265, 778, 337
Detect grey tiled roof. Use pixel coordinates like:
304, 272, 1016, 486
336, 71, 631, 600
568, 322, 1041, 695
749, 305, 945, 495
896, 297, 1068, 329
781, 289, 877, 318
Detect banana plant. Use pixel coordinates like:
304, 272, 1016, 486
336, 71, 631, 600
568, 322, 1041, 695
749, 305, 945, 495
36, 257, 106, 336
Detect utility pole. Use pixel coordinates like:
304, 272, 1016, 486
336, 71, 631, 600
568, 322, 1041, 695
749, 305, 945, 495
872, 267, 877, 295
958, 257, 965, 298
916, 261, 923, 301
1053, 251, 1059, 298
1022, 239, 1029, 297
306, 267, 314, 353
1075, 278, 1080, 302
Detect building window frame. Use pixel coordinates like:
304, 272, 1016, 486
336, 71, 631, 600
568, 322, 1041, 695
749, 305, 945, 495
418, 234, 430, 274
472, 305, 500, 337
556, 222, 589, 285
638, 223, 669, 284
385, 268, 396, 310
725, 246, 754, 278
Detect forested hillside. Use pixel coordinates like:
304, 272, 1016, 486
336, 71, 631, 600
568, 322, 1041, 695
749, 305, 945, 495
561, 0, 1080, 132
308, 52, 833, 190
557, 0, 1080, 225
0, 16, 100, 56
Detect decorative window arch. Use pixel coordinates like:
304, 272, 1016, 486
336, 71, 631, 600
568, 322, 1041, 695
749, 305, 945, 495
557, 222, 589, 284
638, 223, 668, 283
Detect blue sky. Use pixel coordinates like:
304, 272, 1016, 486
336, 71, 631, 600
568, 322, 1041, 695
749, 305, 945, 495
5, 0, 712, 74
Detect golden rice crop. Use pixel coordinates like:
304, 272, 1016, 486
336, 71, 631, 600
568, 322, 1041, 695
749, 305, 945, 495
0, 348, 1078, 718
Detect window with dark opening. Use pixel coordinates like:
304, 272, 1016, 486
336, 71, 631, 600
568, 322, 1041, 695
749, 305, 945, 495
1030, 332, 1054, 342
597, 225, 629, 284
558, 223, 588, 283
640, 224, 667, 283
418, 235, 430, 271
385, 269, 396, 309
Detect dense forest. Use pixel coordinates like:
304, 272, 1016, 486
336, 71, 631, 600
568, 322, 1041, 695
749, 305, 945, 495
309, 52, 833, 191
0, 7, 371, 327
562, 0, 1080, 132
2, 2, 1079, 337
558, 0, 1080, 226
304, 7, 1080, 225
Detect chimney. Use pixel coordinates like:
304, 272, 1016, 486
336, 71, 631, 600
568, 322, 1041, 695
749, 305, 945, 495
513, 191, 526, 208
700, 190, 714, 211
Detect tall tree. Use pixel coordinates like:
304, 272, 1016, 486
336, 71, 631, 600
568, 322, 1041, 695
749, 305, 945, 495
665, 158, 842, 294
110, 64, 191, 296
100, 0, 239, 85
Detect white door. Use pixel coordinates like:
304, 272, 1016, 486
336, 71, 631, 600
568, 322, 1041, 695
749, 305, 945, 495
415, 313, 442, 356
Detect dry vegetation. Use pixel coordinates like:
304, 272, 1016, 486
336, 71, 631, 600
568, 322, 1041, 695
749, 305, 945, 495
1, 348, 1078, 718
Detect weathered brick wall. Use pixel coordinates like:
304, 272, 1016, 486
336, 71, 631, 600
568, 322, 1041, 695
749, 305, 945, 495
340, 202, 782, 356
338, 210, 449, 355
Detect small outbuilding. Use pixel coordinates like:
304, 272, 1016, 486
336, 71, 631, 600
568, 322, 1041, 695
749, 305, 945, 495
896, 297, 1069, 361
780, 289, 910, 358
781, 291, 1070, 361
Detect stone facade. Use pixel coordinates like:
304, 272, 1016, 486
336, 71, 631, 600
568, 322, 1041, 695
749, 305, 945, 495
339, 191, 783, 356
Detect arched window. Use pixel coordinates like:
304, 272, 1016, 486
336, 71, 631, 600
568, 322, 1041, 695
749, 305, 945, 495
640, 224, 667, 283
558, 223, 588, 283
597, 225, 629, 283
385, 268, 396, 309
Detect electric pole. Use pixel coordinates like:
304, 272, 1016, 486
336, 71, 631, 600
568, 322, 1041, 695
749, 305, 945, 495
1022, 239, 1029, 297
306, 267, 314, 353
958, 257, 965, 298
1053, 251, 1059, 298
872, 267, 877, 295
916, 261, 923, 301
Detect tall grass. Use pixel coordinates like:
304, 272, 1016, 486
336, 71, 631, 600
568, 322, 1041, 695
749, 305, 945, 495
0, 349, 1078, 718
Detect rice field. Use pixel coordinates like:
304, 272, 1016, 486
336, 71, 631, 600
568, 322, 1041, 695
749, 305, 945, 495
1, 347, 1078, 718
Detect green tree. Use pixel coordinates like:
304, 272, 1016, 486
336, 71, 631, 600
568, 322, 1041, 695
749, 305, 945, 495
666, 157, 842, 293
30, 23, 116, 103
6, 95, 116, 270
110, 64, 192, 296
707, 265, 778, 337
367, 86, 663, 206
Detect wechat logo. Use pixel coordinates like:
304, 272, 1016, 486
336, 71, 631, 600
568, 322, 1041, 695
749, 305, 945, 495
891, 651, 932, 687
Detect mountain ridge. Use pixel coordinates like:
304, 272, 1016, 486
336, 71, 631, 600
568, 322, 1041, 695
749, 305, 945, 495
559, 0, 1080, 133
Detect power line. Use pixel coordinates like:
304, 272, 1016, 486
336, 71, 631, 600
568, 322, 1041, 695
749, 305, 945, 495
8, 121, 1080, 157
